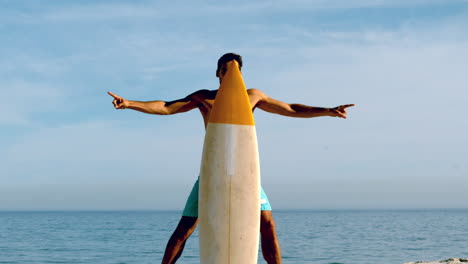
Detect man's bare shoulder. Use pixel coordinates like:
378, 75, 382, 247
247, 88, 268, 100
188, 89, 217, 101
189, 89, 267, 102
247, 88, 264, 95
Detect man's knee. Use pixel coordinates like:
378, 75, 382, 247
260, 211, 276, 232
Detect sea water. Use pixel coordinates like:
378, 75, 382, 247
0, 209, 466, 264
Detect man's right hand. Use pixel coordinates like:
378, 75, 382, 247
108, 91, 129, 109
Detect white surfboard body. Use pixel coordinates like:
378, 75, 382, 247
198, 60, 261, 264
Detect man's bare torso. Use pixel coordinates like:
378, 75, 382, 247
191, 89, 262, 128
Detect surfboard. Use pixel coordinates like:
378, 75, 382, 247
198, 60, 261, 263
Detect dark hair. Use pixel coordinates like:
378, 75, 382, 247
217, 53, 243, 75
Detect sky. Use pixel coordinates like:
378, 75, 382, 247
1, 0, 467, 210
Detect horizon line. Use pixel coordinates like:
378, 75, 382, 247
1, 207, 467, 212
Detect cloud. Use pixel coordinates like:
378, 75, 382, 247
1, 120, 203, 179
0, 80, 66, 126
3, 0, 467, 24
0, 119, 205, 209
1, 1, 468, 209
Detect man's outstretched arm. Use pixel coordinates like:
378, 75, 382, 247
108, 91, 203, 115
250, 89, 354, 119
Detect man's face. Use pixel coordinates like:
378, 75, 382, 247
216, 64, 228, 84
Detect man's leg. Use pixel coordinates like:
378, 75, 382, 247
259, 186, 281, 264
260, 211, 281, 264
162, 178, 200, 264
161, 216, 198, 264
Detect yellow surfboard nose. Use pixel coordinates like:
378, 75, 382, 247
208, 60, 255, 126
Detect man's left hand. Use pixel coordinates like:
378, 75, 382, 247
329, 104, 355, 119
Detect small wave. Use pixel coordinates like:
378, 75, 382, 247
404, 258, 468, 264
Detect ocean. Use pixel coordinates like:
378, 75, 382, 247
0, 209, 466, 264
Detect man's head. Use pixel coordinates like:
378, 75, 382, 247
216, 53, 243, 82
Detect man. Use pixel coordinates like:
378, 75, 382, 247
108, 53, 354, 264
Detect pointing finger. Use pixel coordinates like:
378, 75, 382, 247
108, 91, 120, 99
343, 104, 355, 109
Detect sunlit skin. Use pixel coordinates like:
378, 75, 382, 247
108, 61, 354, 264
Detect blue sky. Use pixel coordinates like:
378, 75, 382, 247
1, 0, 467, 210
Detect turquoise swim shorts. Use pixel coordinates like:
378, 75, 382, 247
182, 177, 272, 217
